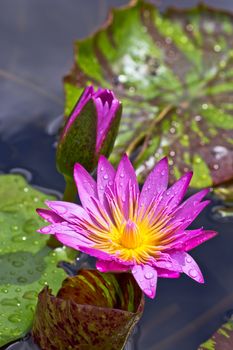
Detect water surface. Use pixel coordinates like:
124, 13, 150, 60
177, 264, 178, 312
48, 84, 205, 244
0, 1, 233, 349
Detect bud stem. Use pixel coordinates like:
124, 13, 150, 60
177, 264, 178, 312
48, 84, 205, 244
63, 176, 77, 202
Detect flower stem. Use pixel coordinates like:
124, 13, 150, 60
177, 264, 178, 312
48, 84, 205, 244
63, 176, 77, 202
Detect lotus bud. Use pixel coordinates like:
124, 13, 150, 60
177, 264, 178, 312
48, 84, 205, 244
56, 86, 122, 179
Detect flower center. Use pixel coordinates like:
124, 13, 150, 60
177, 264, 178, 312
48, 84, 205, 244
120, 220, 142, 249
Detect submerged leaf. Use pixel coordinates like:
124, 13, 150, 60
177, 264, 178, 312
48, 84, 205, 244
213, 183, 233, 219
199, 320, 233, 350
0, 175, 70, 347
64, 0, 233, 188
214, 183, 233, 202
32, 270, 144, 350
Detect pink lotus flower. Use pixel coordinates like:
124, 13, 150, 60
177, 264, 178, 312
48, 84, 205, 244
37, 155, 217, 298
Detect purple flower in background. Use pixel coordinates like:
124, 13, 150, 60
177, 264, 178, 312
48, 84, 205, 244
56, 86, 122, 177
38, 155, 217, 298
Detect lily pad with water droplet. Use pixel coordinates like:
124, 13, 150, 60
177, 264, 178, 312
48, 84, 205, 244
198, 320, 233, 350
0, 175, 71, 347
64, 0, 233, 188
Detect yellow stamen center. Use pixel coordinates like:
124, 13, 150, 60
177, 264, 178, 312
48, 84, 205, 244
90, 197, 176, 264
120, 220, 142, 249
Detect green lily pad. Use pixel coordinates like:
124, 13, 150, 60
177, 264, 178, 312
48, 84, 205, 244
64, 0, 233, 188
0, 174, 70, 347
198, 320, 233, 350
32, 270, 144, 350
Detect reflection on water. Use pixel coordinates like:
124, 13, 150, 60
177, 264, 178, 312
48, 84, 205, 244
1, 0, 233, 350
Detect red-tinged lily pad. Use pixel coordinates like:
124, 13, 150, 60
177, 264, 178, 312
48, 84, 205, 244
64, 0, 233, 188
32, 269, 144, 350
198, 320, 233, 350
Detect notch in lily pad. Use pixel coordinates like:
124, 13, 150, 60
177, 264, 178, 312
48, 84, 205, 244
32, 269, 144, 350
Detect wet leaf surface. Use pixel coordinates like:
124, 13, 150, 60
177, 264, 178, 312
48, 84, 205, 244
198, 320, 233, 350
0, 175, 70, 347
64, 0, 233, 188
32, 270, 144, 350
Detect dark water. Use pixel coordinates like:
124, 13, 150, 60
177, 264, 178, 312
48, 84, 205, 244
1, 1, 233, 349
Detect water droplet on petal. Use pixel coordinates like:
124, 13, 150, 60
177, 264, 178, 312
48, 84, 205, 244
166, 262, 172, 269
145, 271, 154, 279
188, 268, 198, 278
103, 174, 109, 180
144, 288, 153, 297
41, 226, 51, 234
54, 204, 67, 214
